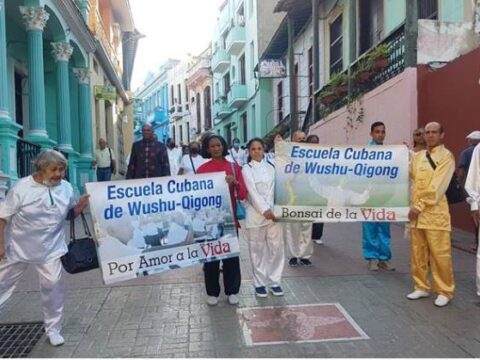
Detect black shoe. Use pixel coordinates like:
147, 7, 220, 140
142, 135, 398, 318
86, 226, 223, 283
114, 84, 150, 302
288, 258, 298, 267
300, 258, 313, 266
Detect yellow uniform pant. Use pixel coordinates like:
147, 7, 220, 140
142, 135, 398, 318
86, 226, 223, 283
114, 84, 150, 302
410, 228, 455, 298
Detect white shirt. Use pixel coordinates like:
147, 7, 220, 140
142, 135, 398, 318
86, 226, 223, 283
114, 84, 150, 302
179, 154, 207, 175
466, 143, 480, 211
168, 147, 183, 175
0, 176, 76, 263
94, 147, 115, 168
228, 148, 247, 167
242, 159, 276, 228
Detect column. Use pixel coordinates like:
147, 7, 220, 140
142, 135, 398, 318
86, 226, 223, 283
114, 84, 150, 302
19, 6, 49, 142
0, 0, 21, 180
73, 68, 93, 157
51, 41, 73, 151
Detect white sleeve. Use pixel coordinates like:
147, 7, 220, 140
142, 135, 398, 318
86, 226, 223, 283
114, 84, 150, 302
242, 165, 270, 215
0, 185, 21, 220
465, 145, 480, 211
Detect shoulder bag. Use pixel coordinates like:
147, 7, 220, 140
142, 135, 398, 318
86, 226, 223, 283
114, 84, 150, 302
228, 162, 246, 220
425, 152, 468, 204
61, 213, 99, 274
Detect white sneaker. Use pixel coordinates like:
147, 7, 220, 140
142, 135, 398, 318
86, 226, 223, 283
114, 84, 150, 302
228, 294, 239, 305
434, 295, 450, 307
47, 332, 65, 346
406, 290, 430, 300
313, 239, 323, 245
206, 296, 218, 306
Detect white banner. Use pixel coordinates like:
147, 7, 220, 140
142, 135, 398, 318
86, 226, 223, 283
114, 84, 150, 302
85, 173, 239, 285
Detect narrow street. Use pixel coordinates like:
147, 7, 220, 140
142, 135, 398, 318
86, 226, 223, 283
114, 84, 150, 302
3, 221, 479, 358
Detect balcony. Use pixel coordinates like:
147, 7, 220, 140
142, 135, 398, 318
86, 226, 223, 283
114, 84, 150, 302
316, 24, 405, 120
214, 100, 232, 121
227, 83, 247, 109
212, 48, 230, 73
169, 105, 183, 120
226, 26, 246, 56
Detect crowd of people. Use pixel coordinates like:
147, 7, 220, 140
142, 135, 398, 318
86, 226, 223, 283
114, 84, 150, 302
0, 121, 479, 347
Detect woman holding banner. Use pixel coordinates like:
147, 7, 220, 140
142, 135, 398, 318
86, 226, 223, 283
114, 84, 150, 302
242, 138, 285, 297
0, 150, 89, 346
197, 134, 247, 306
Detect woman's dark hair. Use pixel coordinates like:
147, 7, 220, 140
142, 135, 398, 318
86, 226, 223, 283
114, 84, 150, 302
246, 137, 265, 163
306, 134, 319, 144
201, 134, 229, 159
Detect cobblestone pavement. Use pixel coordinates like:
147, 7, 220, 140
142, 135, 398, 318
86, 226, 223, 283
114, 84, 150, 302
2, 222, 480, 358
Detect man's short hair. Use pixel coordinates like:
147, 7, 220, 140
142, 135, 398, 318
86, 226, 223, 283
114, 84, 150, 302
370, 121, 385, 132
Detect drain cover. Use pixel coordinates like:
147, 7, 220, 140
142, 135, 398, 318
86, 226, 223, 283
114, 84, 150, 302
0, 322, 44, 358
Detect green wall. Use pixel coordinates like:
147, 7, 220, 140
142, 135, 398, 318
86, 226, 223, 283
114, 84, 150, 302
440, 0, 464, 22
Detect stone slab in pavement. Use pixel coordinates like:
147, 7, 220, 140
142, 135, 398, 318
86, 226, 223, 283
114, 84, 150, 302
1, 222, 479, 358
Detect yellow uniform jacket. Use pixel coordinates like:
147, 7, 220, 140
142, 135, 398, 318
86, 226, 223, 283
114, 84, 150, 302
409, 145, 455, 231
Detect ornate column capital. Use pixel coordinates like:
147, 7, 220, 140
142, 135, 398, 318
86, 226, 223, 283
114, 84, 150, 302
19, 6, 49, 31
73, 68, 91, 84
51, 42, 73, 62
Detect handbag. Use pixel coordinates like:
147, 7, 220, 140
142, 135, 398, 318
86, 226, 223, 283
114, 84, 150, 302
425, 152, 468, 204
61, 213, 99, 274
228, 162, 246, 220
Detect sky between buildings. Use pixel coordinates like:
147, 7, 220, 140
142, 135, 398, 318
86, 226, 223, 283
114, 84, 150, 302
130, 0, 224, 91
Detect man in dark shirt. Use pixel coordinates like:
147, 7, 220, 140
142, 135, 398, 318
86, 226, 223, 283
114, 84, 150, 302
458, 130, 480, 184
126, 124, 170, 179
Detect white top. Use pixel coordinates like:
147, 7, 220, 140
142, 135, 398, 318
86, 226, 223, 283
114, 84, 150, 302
179, 154, 207, 175
94, 147, 115, 168
242, 159, 276, 229
466, 143, 480, 211
0, 176, 76, 263
228, 148, 247, 167
168, 147, 183, 175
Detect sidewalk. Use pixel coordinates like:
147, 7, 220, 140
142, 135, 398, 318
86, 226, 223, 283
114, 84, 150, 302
2, 222, 480, 358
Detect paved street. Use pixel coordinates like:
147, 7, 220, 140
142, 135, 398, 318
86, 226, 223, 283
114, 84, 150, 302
2, 221, 480, 358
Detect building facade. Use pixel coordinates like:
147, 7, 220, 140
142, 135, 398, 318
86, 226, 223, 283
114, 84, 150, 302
211, 0, 284, 145
0, 0, 138, 192
168, 60, 192, 146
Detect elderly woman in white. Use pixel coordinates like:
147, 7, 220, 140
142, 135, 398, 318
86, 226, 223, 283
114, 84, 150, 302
0, 150, 88, 346
242, 138, 285, 297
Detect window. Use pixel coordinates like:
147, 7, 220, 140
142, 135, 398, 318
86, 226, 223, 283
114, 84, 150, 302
241, 112, 247, 142
308, 47, 313, 99
359, 0, 384, 55
250, 41, 255, 78
215, 82, 220, 98
224, 124, 232, 145
418, 0, 438, 20
172, 126, 176, 142
185, 84, 189, 105
170, 85, 174, 106
204, 86, 212, 130
177, 84, 182, 104
329, 14, 343, 75
196, 93, 201, 131
179, 124, 183, 143
251, 104, 256, 135
223, 72, 231, 95
277, 81, 283, 123
186, 122, 190, 143
239, 54, 246, 85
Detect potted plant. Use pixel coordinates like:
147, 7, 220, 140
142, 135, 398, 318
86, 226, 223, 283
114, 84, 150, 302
368, 44, 389, 71
318, 88, 336, 105
330, 72, 348, 96
353, 60, 373, 84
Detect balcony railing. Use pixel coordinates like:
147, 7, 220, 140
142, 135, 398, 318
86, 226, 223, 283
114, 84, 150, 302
317, 24, 405, 119
226, 25, 246, 56
227, 83, 247, 108
212, 48, 230, 73
214, 100, 232, 122
17, 139, 41, 179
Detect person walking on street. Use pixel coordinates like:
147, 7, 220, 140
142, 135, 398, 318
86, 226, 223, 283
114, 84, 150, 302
465, 142, 480, 297
284, 130, 314, 267
197, 134, 247, 306
178, 141, 206, 175
228, 138, 247, 167
362, 122, 395, 271
0, 150, 89, 346
126, 124, 170, 179
407, 122, 455, 307
242, 138, 285, 298
167, 137, 183, 176
93, 138, 116, 182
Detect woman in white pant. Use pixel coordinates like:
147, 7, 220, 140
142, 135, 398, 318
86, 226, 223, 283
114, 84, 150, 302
0, 150, 88, 346
242, 138, 285, 297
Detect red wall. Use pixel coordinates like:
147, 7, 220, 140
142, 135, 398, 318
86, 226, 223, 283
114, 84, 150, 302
417, 48, 480, 234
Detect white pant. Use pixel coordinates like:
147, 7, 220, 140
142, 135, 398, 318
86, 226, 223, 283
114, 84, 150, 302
247, 222, 285, 288
477, 228, 480, 296
0, 257, 64, 334
284, 222, 313, 259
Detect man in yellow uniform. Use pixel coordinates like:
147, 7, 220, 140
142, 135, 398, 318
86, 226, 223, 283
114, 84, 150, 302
407, 122, 455, 307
